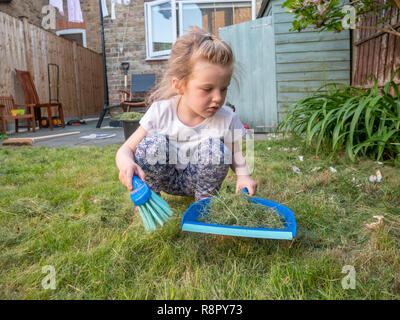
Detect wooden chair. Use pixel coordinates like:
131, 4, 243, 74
0, 96, 36, 134
15, 69, 65, 130
120, 73, 156, 112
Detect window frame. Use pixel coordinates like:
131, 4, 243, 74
145, 0, 174, 59
56, 28, 87, 48
145, 0, 256, 60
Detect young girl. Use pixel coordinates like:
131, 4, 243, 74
116, 27, 258, 202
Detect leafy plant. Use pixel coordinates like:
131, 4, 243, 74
277, 69, 400, 164
282, 0, 400, 37
0, 133, 8, 140
117, 112, 144, 121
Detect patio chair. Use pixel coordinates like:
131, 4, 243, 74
15, 69, 65, 131
120, 73, 156, 112
0, 96, 36, 134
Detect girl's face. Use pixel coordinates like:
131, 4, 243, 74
174, 59, 233, 121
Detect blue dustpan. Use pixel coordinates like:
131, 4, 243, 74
181, 189, 297, 240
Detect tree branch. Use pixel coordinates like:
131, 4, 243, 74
356, 25, 400, 37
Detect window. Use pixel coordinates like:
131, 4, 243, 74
56, 29, 87, 48
145, 0, 255, 59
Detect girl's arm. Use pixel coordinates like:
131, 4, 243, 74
229, 140, 249, 176
116, 125, 148, 191
227, 140, 258, 195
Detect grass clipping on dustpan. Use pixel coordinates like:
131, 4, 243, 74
198, 192, 286, 229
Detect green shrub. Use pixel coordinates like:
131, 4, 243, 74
118, 112, 144, 121
278, 69, 400, 164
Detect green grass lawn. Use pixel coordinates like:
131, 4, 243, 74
1, 136, 399, 299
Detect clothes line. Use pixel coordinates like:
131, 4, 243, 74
49, 0, 131, 22
48, 0, 83, 23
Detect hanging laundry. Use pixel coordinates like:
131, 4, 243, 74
49, 0, 64, 16
67, 0, 83, 23
111, 0, 122, 20
101, 0, 109, 17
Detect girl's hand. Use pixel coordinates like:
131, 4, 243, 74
118, 161, 146, 192
236, 175, 258, 196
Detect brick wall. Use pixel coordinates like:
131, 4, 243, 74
102, 0, 166, 105
103, 0, 263, 105
0, 0, 47, 27
80, 0, 102, 54
51, 0, 102, 53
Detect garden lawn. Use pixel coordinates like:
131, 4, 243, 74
0, 136, 399, 299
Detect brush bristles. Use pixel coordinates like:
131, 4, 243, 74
137, 191, 174, 232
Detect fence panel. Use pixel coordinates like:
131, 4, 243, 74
220, 16, 278, 133
352, 4, 400, 88
0, 12, 104, 120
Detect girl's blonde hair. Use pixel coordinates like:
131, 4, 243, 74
146, 26, 236, 106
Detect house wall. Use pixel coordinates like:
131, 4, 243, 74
79, 0, 102, 53
262, 0, 351, 124
103, 0, 263, 105
0, 0, 48, 27
103, 0, 163, 106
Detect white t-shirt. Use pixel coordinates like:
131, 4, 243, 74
139, 95, 247, 169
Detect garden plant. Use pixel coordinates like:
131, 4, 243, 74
278, 69, 400, 165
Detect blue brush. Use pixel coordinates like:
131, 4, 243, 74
181, 188, 297, 240
130, 175, 173, 232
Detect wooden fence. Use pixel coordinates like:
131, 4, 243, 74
0, 11, 104, 119
352, 3, 400, 88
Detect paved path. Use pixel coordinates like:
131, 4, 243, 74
1, 118, 273, 147
1, 119, 125, 147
